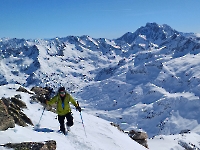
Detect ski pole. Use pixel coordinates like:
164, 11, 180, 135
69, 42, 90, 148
35, 106, 45, 128
77, 101, 87, 137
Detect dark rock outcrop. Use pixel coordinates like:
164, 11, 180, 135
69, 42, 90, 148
30, 86, 56, 112
128, 130, 148, 149
30, 86, 52, 103
0, 96, 33, 130
16, 86, 33, 94
11, 96, 27, 108
1, 140, 56, 150
0, 99, 15, 130
110, 122, 149, 149
110, 122, 124, 132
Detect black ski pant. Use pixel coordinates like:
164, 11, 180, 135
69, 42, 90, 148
58, 112, 73, 134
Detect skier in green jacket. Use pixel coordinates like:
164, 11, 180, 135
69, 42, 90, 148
47, 87, 81, 134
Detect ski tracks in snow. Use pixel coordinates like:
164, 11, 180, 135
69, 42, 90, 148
66, 132, 93, 150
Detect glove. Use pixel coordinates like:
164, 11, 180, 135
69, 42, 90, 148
76, 106, 81, 112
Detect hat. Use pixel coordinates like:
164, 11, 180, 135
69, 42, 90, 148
58, 87, 65, 92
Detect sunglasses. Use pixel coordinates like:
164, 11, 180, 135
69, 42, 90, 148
60, 91, 66, 95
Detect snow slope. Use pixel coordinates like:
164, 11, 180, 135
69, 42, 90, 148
0, 84, 147, 150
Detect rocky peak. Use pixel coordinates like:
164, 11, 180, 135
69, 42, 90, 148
116, 22, 179, 45
136, 22, 178, 41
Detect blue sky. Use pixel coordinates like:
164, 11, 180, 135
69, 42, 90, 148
0, 0, 200, 39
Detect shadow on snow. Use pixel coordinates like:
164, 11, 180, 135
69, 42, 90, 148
33, 127, 55, 133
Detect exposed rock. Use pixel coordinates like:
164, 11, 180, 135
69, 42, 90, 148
0, 96, 33, 130
179, 129, 191, 134
1, 140, 56, 150
129, 130, 148, 140
8, 105, 27, 127
11, 97, 27, 108
128, 130, 148, 149
110, 122, 124, 132
110, 122, 149, 149
16, 86, 33, 94
0, 99, 15, 130
30, 86, 56, 112
178, 140, 198, 150
8, 105, 33, 126
31, 86, 51, 103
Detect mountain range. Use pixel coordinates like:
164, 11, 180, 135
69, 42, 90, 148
1, 22, 200, 149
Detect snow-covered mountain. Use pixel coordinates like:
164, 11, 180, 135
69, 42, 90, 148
1, 22, 200, 149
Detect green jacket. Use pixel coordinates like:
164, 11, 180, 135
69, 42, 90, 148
47, 93, 78, 116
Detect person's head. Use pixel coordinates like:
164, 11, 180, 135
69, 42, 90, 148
58, 87, 66, 97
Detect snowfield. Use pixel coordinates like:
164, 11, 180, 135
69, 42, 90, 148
0, 84, 147, 150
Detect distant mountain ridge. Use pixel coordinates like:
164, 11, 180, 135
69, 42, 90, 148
1, 22, 200, 138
